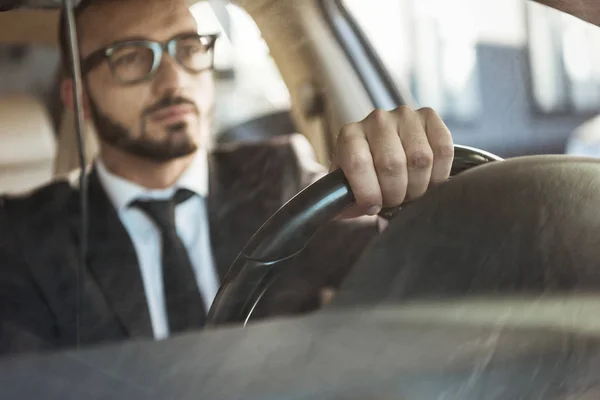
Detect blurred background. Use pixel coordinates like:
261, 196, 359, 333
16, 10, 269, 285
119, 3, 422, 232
3, 0, 600, 169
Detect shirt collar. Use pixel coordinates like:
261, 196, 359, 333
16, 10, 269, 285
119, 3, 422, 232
95, 151, 209, 213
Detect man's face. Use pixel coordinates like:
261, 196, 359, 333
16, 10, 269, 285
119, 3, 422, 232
75, 0, 214, 161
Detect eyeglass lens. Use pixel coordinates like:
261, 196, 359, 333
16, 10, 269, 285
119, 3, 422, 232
108, 36, 215, 82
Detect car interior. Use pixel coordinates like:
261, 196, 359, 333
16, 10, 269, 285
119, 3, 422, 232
0, 94, 56, 193
2, 0, 600, 398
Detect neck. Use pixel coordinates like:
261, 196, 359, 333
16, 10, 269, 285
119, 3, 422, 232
99, 147, 196, 189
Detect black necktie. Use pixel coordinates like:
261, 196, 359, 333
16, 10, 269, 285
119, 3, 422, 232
130, 189, 206, 333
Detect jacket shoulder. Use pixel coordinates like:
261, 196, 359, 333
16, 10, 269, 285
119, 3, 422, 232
212, 134, 326, 189
212, 133, 304, 157
0, 177, 78, 227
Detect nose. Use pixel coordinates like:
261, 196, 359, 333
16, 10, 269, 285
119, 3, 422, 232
151, 54, 189, 96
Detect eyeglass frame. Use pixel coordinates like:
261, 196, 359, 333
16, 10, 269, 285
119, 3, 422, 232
80, 32, 220, 85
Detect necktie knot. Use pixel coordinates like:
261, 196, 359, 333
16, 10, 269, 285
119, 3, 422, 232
130, 188, 195, 232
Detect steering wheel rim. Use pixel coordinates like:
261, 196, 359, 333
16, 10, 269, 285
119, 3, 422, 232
206, 145, 503, 327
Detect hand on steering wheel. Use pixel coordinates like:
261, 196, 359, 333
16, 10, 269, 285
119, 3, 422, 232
206, 145, 503, 326
331, 107, 455, 219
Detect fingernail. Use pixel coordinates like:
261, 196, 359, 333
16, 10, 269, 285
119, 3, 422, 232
367, 205, 382, 216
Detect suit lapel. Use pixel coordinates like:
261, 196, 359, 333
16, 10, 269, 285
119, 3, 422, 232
207, 152, 260, 281
207, 153, 234, 280
206, 145, 303, 282
85, 169, 153, 338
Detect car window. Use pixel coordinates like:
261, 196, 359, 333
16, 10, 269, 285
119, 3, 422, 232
342, 0, 481, 123
527, 1, 600, 114
190, 1, 292, 140
342, 0, 600, 158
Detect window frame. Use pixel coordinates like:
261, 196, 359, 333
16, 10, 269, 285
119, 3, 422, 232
317, 0, 412, 110
525, 1, 600, 118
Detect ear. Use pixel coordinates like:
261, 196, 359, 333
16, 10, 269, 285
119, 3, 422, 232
60, 77, 91, 119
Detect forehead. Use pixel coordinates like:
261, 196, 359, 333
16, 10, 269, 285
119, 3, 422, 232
78, 0, 199, 56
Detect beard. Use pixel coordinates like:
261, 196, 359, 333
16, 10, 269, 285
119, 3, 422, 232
88, 95, 200, 162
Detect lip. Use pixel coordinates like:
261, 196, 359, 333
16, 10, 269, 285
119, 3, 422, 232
150, 104, 197, 124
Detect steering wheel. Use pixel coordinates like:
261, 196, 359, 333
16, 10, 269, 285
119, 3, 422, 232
206, 145, 503, 326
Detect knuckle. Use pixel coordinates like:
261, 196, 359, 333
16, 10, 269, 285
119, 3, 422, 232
435, 142, 455, 159
368, 108, 389, 125
343, 151, 372, 173
417, 106, 437, 118
338, 123, 358, 141
393, 105, 414, 117
375, 151, 405, 174
407, 149, 433, 170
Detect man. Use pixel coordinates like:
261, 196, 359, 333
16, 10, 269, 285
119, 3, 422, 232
0, 0, 453, 355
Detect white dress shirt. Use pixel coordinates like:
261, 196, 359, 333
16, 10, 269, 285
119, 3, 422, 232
95, 151, 220, 340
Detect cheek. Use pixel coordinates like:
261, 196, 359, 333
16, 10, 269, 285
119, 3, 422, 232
192, 73, 215, 111
90, 79, 150, 128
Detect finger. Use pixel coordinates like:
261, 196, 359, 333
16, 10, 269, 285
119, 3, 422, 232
363, 109, 408, 207
335, 123, 383, 215
336, 204, 369, 219
417, 107, 454, 185
394, 106, 433, 200
319, 287, 336, 306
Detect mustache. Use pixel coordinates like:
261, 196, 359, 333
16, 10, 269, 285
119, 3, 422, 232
143, 96, 199, 117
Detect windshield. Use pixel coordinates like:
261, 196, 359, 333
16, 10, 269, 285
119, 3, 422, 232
0, 0, 599, 398
344, 0, 600, 157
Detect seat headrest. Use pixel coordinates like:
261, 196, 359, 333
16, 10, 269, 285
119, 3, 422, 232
0, 94, 56, 165
334, 155, 600, 306
0, 94, 56, 194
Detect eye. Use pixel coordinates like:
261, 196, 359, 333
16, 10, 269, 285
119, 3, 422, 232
178, 43, 205, 58
113, 51, 143, 67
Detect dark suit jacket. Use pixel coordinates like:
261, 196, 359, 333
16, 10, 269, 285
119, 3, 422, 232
0, 135, 379, 356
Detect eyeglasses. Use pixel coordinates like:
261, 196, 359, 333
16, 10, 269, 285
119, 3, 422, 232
81, 33, 219, 84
